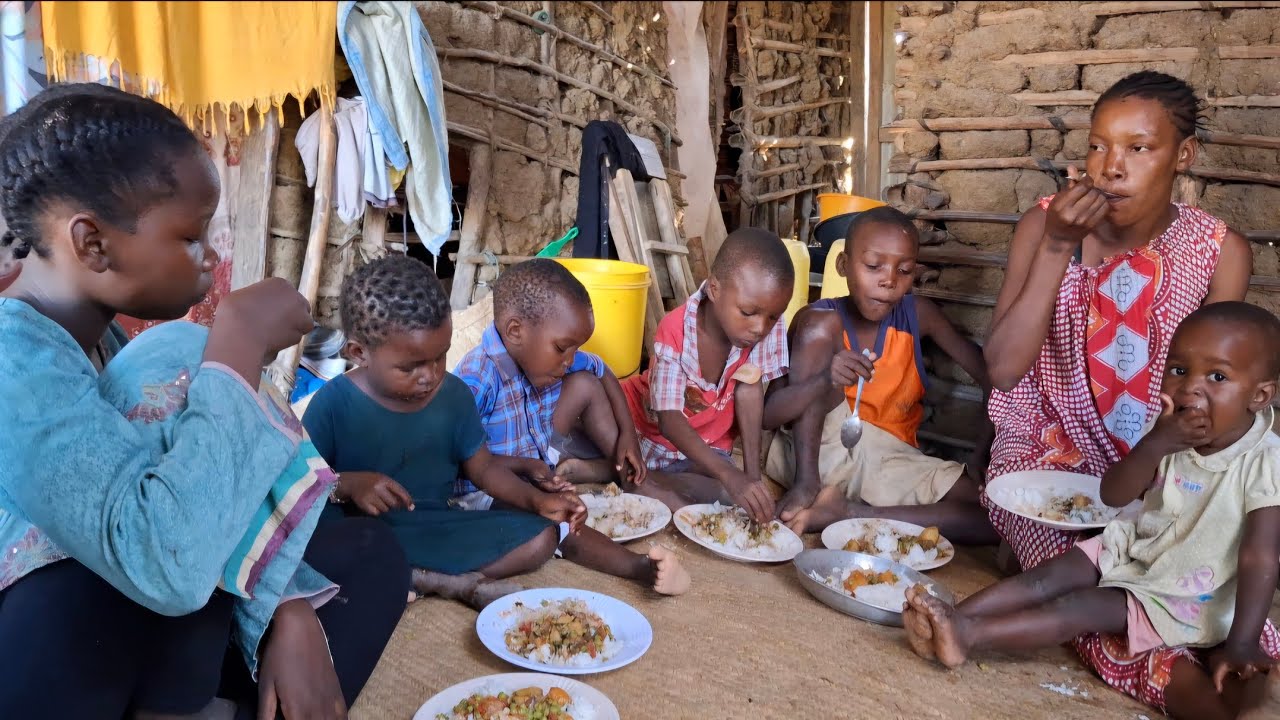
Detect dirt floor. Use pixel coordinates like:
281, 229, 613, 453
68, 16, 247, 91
348, 518, 1280, 719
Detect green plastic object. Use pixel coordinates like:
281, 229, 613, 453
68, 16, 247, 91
535, 226, 578, 258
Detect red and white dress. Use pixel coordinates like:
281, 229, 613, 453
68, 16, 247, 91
983, 198, 1280, 710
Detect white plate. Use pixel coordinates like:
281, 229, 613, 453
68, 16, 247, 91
986, 470, 1138, 530
476, 588, 652, 675
580, 492, 671, 543
413, 672, 620, 720
672, 503, 804, 563
820, 518, 955, 571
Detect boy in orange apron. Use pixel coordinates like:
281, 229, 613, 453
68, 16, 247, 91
765, 207, 997, 544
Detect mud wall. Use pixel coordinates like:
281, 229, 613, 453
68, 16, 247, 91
730, 1, 859, 243
889, 0, 1280, 344
421, 0, 679, 300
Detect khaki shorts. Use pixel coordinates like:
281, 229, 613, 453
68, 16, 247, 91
765, 401, 963, 506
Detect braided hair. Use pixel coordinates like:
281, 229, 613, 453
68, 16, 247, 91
1095, 71, 1204, 141
0, 83, 201, 260
339, 254, 450, 348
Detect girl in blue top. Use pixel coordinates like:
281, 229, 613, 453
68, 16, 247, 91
0, 84, 408, 719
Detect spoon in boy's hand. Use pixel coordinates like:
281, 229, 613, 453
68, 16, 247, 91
839, 349, 874, 449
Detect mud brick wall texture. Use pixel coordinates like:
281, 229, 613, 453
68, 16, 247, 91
889, 1, 1280, 345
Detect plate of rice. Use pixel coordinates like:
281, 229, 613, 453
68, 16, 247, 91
413, 672, 619, 720
673, 502, 804, 563
476, 588, 652, 675
580, 487, 671, 543
820, 518, 954, 571
986, 471, 1137, 530
794, 549, 956, 627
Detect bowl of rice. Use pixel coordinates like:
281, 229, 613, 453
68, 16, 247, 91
793, 549, 955, 627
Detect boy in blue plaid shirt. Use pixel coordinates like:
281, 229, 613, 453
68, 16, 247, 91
454, 259, 690, 595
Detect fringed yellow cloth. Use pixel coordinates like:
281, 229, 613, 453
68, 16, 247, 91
42, 1, 336, 129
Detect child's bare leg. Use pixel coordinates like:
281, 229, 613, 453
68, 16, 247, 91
788, 469, 998, 544
550, 372, 620, 484
959, 546, 1099, 617
906, 550, 1123, 668
1163, 656, 1277, 720
559, 527, 691, 595
411, 527, 557, 610
479, 525, 559, 578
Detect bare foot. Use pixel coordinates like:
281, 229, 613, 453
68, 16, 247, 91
555, 457, 615, 484
1240, 667, 1280, 720
917, 590, 970, 668
776, 482, 820, 524
903, 585, 936, 660
786, 485, 859, 534
648, 545, 691, 596
469, 578, 525, 610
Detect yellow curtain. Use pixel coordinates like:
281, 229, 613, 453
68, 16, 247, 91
42, 1, 336, 129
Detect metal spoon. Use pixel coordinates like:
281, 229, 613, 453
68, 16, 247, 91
840, 349, 873, 449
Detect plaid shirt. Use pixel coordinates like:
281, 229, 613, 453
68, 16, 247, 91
625, 283, 789, 467
452, 324, 605, 495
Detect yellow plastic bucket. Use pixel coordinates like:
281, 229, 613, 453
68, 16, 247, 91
556, 258, 650, 378
781, 237, 811, 327
817, 193, 885, 222
820, 238, 848, 299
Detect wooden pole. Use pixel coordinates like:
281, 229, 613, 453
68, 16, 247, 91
230, 109, 280, 290
269, 104, 334, 396
864, 0, 885, 199
449, 144, 492, 310
998, 47, 1199, 67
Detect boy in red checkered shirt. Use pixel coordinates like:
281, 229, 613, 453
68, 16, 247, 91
621, 228, 794, 523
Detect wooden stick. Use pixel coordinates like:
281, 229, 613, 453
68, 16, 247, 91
750, 37, 845, 58
734, 3, 759, 216
977, 8, 1045, 25
736, 97, 851, 121
744, 74, 800, 96
881, 117, 1280, 150
230, 109, 280, 290
1016, 90, 1280, 108
649, 179, 695, 303
865, 0, 885, 198
1219, 45, 1280, 60
751, 182, 829, 204
578, 1, 613, 23
437, 47, 683, 145
731, 133, 848, 149
454, 253, 534, 265
446, 121, 577, 174
754, 162, 803, 180
607, 170, 662, 350
1081, 1, 1280, 15
444, 80, 552, 129
270, 104, 335, 395
705, 1, 730, 153
460, 1, 674, 89
881, 114, 1092, 133
450, 145, 491, 310
998, 47, 1199, 67
1210, 95, 1280, 108
892, 155, 1280, 187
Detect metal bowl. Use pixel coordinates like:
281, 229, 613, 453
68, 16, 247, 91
793, 549, 956, 628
